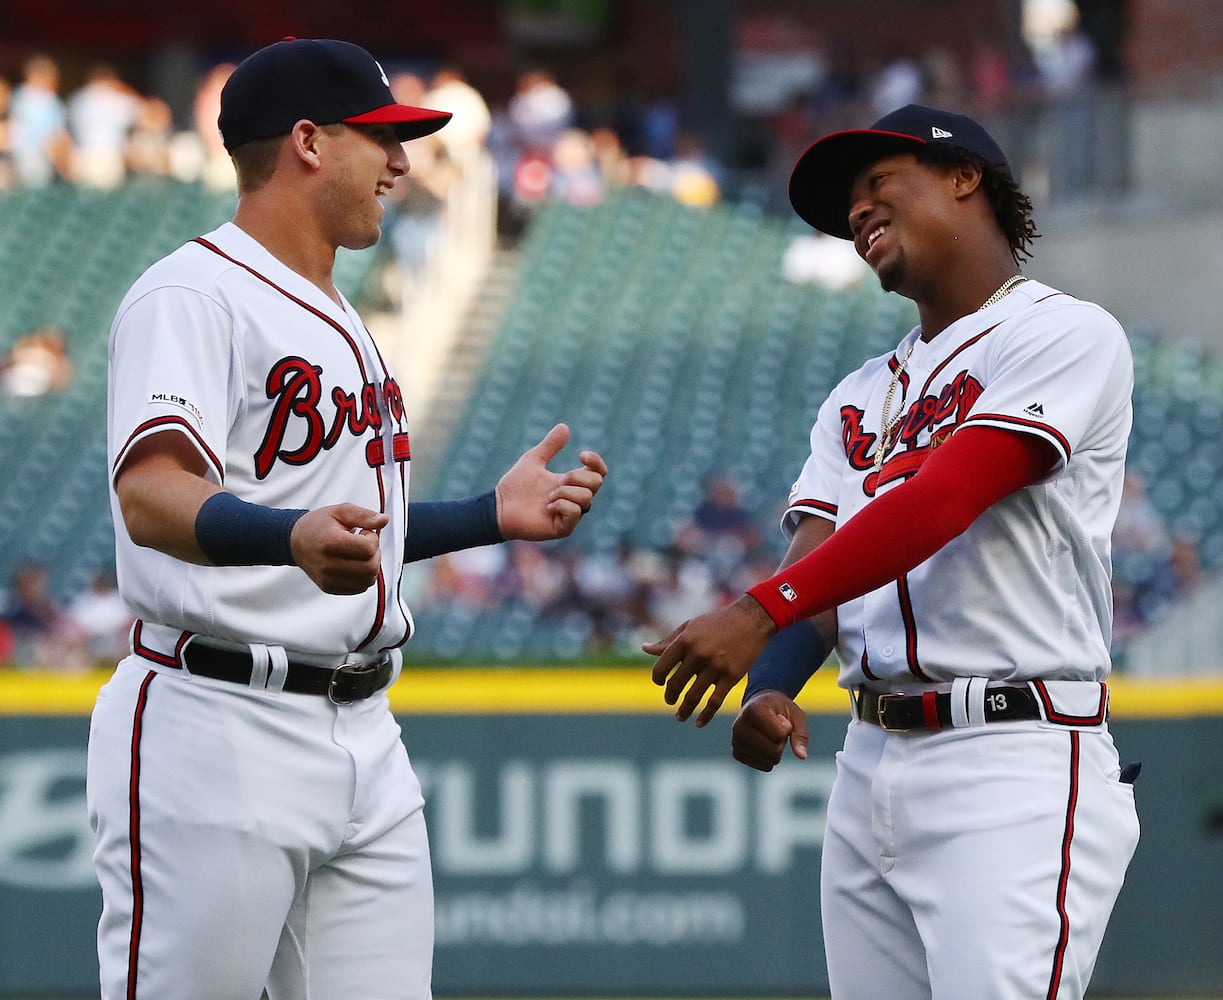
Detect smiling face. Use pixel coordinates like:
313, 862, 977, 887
846, 152, 965, 297
317, 122, 408, 251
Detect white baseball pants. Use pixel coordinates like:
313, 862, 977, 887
821, 717, 1139, 1000
87, 656, 434, 1000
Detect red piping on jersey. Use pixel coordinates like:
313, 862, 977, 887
131, 621, 192, 666
1045, 730, 1081, 1000
1033, 680, 1109, 725
385, 455, 415, 651
916, 324, 999, 396
887, 349, 913, 390
114, 416, 223, 485
192, 237, 372, 385
964, 412, 1072, 460
859, 640, 878, 681
126, 670, 157, 999
895, 574, 930, 681
790, 498, 838, 519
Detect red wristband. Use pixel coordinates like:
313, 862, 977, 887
746, 578, 804, 630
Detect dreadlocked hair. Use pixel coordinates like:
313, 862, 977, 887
916, 144, 1039, 265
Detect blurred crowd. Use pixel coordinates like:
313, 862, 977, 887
0, 467, 1210, 670
404, 475, 777, 657
0, 10, 1109, 210
0, 54, 235, 193
0, 564, 132, 670
1110, 470, 1206, 659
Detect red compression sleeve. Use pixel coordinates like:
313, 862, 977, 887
747, 426, 1059, 628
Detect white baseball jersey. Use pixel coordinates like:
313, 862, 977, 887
94, 221, 433, 1000
783, 279, 1133, 688
107, 221, 413, 659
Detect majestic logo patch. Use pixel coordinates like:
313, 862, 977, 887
1024, 401, 1045, 417
931, 126, 954, 138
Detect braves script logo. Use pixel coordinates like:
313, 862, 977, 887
254, 356, 408, 479
843, 368, 983, 495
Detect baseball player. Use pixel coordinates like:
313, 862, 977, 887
86, 38, 606, 1000
647, 105, 1140, 1000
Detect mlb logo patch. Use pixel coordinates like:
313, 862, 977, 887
779, 583, 798, 602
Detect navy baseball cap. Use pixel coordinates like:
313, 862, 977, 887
218, 37, 452, 152
788, 104, 1012, 239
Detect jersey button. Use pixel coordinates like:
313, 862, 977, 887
881, 645, 895, 657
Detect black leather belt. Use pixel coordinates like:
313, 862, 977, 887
855, 684, 1041, 732
180, 643, 392, 704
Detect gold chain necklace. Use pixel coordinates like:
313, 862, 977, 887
875, 339, 916, 470
874, 274, 1026, 470
978, 273, 1027, 311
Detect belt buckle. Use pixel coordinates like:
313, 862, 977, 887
875, 693, 910, 733
328, 657, 380, 706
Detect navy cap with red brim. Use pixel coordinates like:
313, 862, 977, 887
788, 104, 1011, 240
219, 37, 452, 152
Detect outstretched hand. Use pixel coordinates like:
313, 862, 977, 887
644, 594, 777, 727
495, 423, 608, 541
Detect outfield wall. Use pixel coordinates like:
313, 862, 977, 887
1, 669, 1221, 998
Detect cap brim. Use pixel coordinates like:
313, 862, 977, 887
344, 104, 453, 141
788, 130, 927, 239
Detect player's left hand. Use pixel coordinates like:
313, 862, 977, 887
644, 594, 777, 727
495, 423, 608, 541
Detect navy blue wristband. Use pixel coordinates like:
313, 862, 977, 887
194, 492, 307, 567
742, 619, 830, 703
404, 490, 503, 563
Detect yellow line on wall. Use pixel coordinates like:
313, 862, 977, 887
2, 666, 1223, 718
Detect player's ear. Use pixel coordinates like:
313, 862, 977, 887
950, 160, 983, 200
290, 120, 325, 170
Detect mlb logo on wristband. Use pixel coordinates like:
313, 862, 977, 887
779, 583, 798, 602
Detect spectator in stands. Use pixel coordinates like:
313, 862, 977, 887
9, 53, 72, 187
680, 476, 761, 555
1133, 533, 1205, 626
1, 324, 74, 397
426, 545, 510, 611
673, 475, 763, 594
192, 62, 237, 190
500, 540, 570, 613
638, 81, 680, 162
66, 64, 142, 189
647, 544, 722, 634
867, 50, 924, 117
424, 67, 492, 170
589, 125, 632, 189
568, 542, 651, 650
1112, 469, 1172, 590
124, 95, 175, 177
669, 132, 722, 207
549, 127, 605, 206
507, 68, 574, 156
1033, 18, 1098, 199
384, 130, 455, 300
0, 562, 89, 669
68, 570, 134, 663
